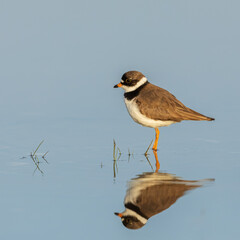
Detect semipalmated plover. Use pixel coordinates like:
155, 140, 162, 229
114, 71, 214, 150
115, 172, 213, 229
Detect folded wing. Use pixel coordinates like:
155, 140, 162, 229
136, 83, 214, 122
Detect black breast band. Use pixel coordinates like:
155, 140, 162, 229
124, 82, 149, 101
124, 202, 149, 219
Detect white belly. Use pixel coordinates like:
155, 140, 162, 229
124, 99, 175, 128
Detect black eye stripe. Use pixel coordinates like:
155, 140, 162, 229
122, 79, 138, 86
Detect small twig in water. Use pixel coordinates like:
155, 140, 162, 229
113, 139, 121, 161
144, 154, 154, 171
31, 140, 44, 157
113, 139, 116, 160
113, 139, 121, 178
27, 140, 49, 175
113, 159, 118, 178
128, 148, 131, 162
42, 151, 49, 158
144, 139, 153, 156
31, 155, 44, 175
117, 147, 121, 160
42, 151, 49, 163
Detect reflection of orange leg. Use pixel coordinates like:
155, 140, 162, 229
153, 150, 160, 172
152, 128, 160, 151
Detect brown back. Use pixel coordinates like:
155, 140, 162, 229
136, 83, 214, 121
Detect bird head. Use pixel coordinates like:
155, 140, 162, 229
114, 71, 148, 92
114, 212, 146, 230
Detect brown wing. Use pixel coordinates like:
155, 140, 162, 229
136, 83, 214, 121
135, 183, 199, 219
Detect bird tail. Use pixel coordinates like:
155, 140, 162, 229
178, 108, 215, 121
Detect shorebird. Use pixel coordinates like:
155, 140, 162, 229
114, 71, 214, 150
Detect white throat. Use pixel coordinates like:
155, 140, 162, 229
121, 77, 148, 92
122, 208, 148, 224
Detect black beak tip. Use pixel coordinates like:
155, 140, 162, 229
114, 212, 119, 216
113, 85, 118, 88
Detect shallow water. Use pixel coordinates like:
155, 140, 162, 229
1, 0, 240, 239
1, 110, 240, 239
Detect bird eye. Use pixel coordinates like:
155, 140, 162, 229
126, 79, 131, 83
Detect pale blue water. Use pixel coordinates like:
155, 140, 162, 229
1, 0, 240, 239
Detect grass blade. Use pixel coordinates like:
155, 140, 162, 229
32, 140, 44, 157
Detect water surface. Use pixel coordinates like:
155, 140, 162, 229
1, 0, 240, 239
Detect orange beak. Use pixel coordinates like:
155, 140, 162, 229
113, 83, 122, 88
114, 212, 123, 217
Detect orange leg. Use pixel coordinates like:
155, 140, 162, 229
152, 128, 160, 151
153, 150, 160, 172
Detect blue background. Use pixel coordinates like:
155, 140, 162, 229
0, 1, 239, 239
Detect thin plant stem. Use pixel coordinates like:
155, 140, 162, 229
32, 140, 44, 157
144, 139, 153, 156
144, 154, 154, 171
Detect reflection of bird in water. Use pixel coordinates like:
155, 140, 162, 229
114, 71, 214, 150
115, 172, 214, 230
